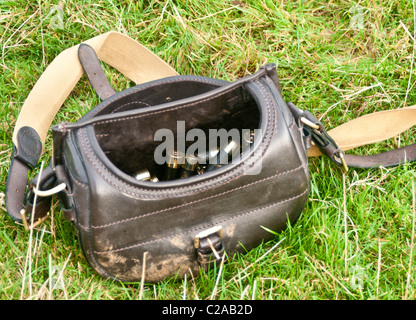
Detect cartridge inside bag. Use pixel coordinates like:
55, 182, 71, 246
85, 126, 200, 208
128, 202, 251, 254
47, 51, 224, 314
164, 150, 185, 180
134, 169, 151, 181
134, 169, 159, 182
179, 154, 199, 178
242, 130, 255, 152
206, 140, 238, 172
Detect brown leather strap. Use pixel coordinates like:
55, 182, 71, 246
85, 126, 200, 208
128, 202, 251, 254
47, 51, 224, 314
6, 31, 178, 223
12, 31, 178, 150
78, 43, 117, 100
308, 105, 416, 157
344, 144, 416, 168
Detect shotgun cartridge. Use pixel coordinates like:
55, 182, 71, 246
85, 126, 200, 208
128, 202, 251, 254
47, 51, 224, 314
164, 150, 185, 180
134, 169, 151, 181
206, 140, 238, 172
180, 154, 199, 178
242, 130, 255, 152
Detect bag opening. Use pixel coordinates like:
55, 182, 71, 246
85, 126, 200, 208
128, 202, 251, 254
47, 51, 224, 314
91, 83, 261, 182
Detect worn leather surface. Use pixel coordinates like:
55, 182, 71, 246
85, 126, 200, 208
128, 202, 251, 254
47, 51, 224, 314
5, 153, 30, 221
5, 126, 42, 221
52, 64, 310, 282
343, 145, 416, 168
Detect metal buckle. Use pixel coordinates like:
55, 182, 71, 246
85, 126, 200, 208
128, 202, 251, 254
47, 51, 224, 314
301, 116, 349, 173
335, 152, 348, 173
194, 225, 223, 249
194, 226, 223, 259
195, 226, 225, 271
300, 117, 320, 130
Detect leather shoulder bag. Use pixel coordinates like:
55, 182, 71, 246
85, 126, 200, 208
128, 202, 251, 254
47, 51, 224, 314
5, 32, 416, 283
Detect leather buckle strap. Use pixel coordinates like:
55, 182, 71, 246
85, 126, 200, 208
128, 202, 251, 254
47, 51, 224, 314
5, 126, 43, 222
287, 102, 348, 172
301, 110, 349, 172
78, 43, 117, 101
287, 101, 416, 169
20, 164, 63, 231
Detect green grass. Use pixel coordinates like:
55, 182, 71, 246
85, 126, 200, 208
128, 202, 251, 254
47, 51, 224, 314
0, 0, 415, 300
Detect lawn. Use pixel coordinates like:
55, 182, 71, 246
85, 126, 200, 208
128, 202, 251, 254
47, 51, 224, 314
0, 0, 415, 300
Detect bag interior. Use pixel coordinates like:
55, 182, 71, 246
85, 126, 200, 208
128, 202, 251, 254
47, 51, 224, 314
91, 81, 261, 181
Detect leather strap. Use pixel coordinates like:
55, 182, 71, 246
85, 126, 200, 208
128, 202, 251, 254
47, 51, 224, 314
344, 144, 416, 168
5, 155, 31, 220
12, 31, 178, 149
6, 31, 177, 222
306, 105, 416, 168
78, 43, 117, 100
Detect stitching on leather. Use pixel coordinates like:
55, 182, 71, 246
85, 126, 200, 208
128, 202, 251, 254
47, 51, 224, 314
91, 84, 243, 126
81, 127, 234, 197
93, 187, 309, 254
18, 129, 40, 157
95, 133, 109, 138
86, 80, 290, 231
118, 76, 226, 98
68, 79, 307, 250
255, 79, 277, 132
80, 126, 267, 198
66, 163, 88, 188
91, 164, 305, 229
64, 132, 88, 188
111, 101, 151, 114
88, 76, 228, 118
73, 78, 286, 236
264, 76, 294, 128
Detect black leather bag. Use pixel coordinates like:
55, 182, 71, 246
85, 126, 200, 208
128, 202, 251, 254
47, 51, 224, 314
50, 61, 310, 282
8, 35, 414, 283
6, 36, 313, 283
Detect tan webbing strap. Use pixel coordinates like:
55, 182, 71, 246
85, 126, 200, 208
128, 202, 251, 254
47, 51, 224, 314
12, 31, 178, 150
307, 105, 416, 158
6, 31, 178, 222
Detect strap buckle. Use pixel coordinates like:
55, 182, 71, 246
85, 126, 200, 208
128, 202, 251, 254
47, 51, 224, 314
194, 226, 225, 271
301, 113, 349, 172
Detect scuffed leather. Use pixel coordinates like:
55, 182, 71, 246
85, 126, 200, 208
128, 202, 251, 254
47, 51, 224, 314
5, 153, 30, 221
52, 65, 310, 282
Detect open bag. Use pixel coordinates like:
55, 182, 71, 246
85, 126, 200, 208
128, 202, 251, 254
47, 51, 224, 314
5, 32, 416, 282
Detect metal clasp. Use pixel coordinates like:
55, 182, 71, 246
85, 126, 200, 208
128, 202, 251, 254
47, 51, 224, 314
194, 226, 225, 270
301, 115, 349, 173
194, 225, 223, 251
31, 182, 67, 197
